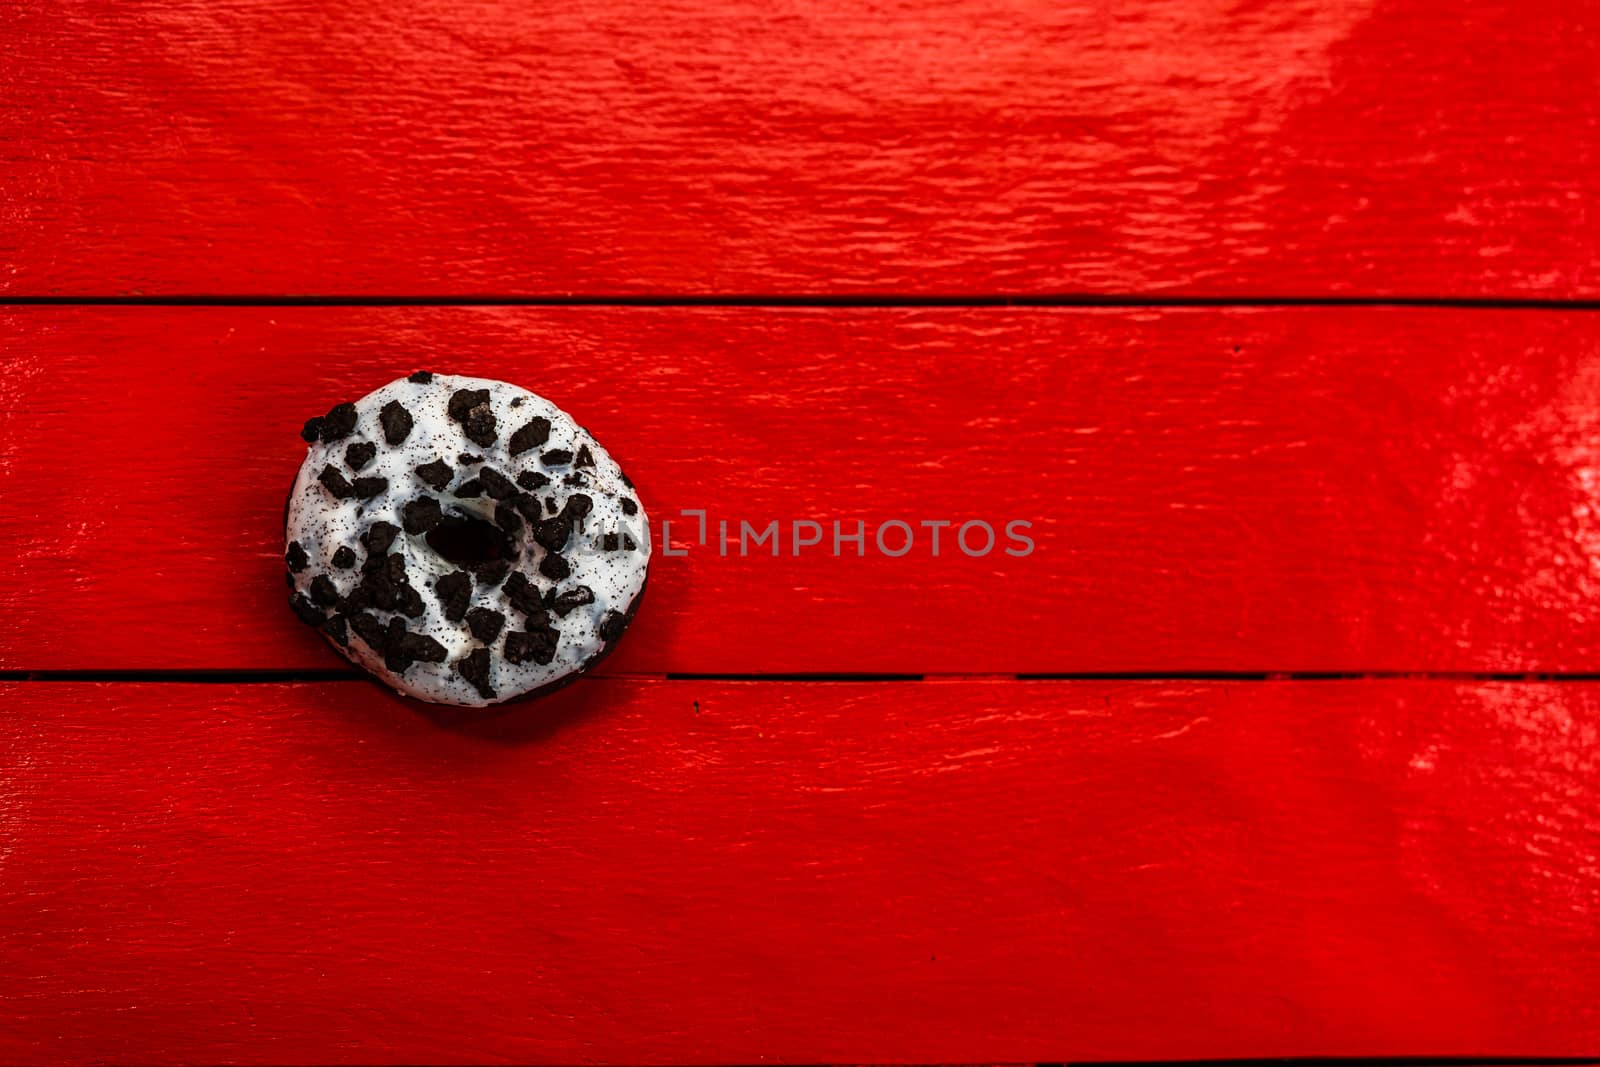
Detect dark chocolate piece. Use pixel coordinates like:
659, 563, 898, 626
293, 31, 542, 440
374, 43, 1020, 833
319, 402, 359, 442
598, 610, 627, 642
512, 492, 542, 523
386, 627, 447, 672
331, 545, 357, 569
300, 416, 325, 443
447, 388, 490, 421
407, 370, 434, 383
309, 574, 340, 607
453, 478, 483, 498
396, 583, 425, 618
503, 572, 544, 616
363, 520, 399, 556
380, 400, 414, 445
462, 406, 497, 446
494, 500, 524, 535
321, 614, 349, 645
288, 592, 325, 627
434, 570, 473, 622
459, 453, 483, 465
455, 647, 495, 699
466, 607, 506, 643
508, 417, 551, 456
448, 389, 497, 446
551, 585, 595, 617
415, 459, 453, 491
352, 476, 388, 499
620, 498, 638, 516
285, 541, 309, 572
472, 558, 512, 587
345, 441, 377, 470
516, 470, 550, 491
574, 445, 595, 468
539, 552, 570, 581
504, 628, 558, 666
477, 467, 516, 500
319, 465, 356, 498
349, 611, 386, 651
541, 449, 572, 467
402, 495, 442, 534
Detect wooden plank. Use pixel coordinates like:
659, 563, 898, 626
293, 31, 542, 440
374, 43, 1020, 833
1, 0, 1595, 297
6, 305, 1600, 673
1, 678, 1596, 1062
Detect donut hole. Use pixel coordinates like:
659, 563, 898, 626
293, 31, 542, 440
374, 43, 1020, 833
426, 512, 518, 566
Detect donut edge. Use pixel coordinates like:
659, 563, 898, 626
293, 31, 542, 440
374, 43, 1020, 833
284, 473, 651, 710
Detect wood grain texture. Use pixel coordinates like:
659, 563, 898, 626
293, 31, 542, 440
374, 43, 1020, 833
2, 678, 1597, 1063
1, 0, 1596, 297
7, 306, 1600, 673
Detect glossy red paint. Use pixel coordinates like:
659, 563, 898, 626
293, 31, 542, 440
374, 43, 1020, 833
6, 306, 1600, 674
2, 679, 1598, 1063
0, 0, 1596, 297
5, 0, 1600, 1061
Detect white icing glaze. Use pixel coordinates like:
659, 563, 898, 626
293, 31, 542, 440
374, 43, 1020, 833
285, 374, 650, 706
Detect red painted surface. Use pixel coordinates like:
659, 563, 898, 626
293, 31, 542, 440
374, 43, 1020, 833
3, 679, 1598, 1063
5, 307, 1600, 673
1, 0, 1596, 296
5, 0, 1600, 1061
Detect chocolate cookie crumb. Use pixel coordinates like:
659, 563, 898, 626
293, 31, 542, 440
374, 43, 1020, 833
363, 520, 399, 556
472, 558, 512, 587
456, 647, 495, 699
415, 459, 453, 491
289, 592, 325, 627
551, 585, 595, 617
321, 614, 349, 645
380, 400, 414, 445
504, 628, 558, 666
503, 572, 544, 616
478, 467, 516, 499
319, 402, 359, 442
319, 465, 356, 498
509, 417, 551, 455
434, 570, 473, 622
309, 574, 340, 607
402, 495, 442, 534
345, 441, 377, 470
466, 607, 506, 643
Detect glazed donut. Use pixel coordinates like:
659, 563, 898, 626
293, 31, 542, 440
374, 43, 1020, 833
284, 372, 649, 706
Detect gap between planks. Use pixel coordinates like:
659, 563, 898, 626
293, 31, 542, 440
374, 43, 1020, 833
4, 295, 1600, 310
10, 670, 1600, 684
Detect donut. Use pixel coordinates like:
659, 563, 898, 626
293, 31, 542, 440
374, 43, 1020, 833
284, 372, 650, 706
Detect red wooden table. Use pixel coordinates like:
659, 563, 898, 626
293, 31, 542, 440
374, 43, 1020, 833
3, 1, 1600, 1063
